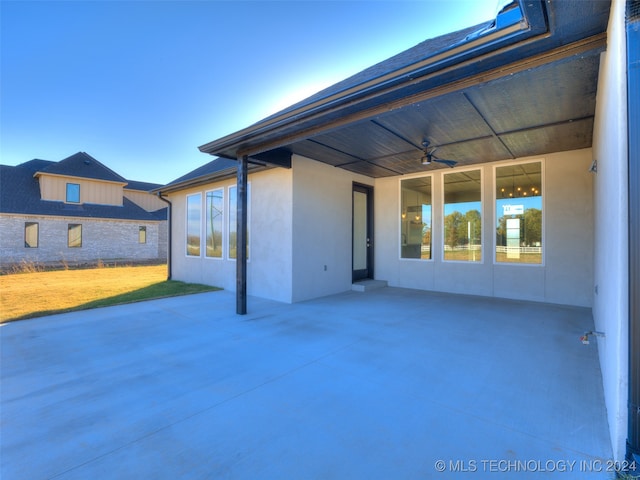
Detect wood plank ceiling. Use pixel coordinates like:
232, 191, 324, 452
286, 52, 601, 178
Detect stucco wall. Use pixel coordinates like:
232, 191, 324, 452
167, 156, 375, 303
592, 0, 628, 461
168, 167, 294, 303
168, 149, 594, 309
375, 149, 594, 307
290, 155, 373, 302
0, 215, 163, 267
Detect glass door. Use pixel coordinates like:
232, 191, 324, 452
353, 184, 373, 282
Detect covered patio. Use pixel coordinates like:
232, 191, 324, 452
1, 289, 612, 478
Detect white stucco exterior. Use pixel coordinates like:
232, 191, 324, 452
168, 156, 373, 303
171, 148, 595, 309
375, 150, 594, 307
291, 156, 373, 302
169, 168, 293, 303
592, 0, 629, 461
163, 0, 634, 466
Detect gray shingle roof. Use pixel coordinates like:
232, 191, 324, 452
164, 157, 238, 187
124, 180, 163, 192
258, 22, 491, 124
158, 157, 269, 194
36, 152, 128, 184
173, 18, 496, 191
150, 207, 168, 221
0, 160, 164, 222
17, 159, 56, 173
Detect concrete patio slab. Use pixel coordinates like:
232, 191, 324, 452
1, 288, 612, 479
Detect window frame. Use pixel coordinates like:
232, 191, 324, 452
205, 188, 225, 260
185, 192, 202, 257
138, 226, 147, 244
441, 167, 484, 264
493, 159, 545, 267
24, 222, 39, 248
66, 183, 80, 203
399, 174, 434, 262
67, 223, 82, 248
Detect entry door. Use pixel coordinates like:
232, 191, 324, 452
352, 184, 373, 282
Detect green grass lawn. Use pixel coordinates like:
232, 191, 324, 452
495, 252, 542, 264
444, 249, 483, 262
0, 265, 220, 323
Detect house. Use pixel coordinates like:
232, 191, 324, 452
0, 152, 168, 269
156, 0, 638, 465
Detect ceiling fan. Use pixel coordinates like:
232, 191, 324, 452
421, 140, 458, 168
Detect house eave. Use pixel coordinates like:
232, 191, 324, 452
198, 0, 551, 159
33, 171, 129, 187
153, 164, 271, 196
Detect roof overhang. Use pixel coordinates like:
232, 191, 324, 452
33, 171, 129, 187
153, 162, 272, 195
198, 0, 610, 178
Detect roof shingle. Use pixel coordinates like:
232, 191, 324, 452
1, 157, 165, 221
36, 152, 127, 184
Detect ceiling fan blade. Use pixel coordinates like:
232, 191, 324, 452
434, 158, 457, 168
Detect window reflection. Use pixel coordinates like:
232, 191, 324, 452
495, 162, 542, 264
443, 170, 482, 262
186, 193, 201, 256
400, 177, 432, 259
206, 189, 223, 258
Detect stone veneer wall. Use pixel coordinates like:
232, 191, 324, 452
0, 215, 165, 268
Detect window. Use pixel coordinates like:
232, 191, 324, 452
66, 183, 80, 203
495, 161, 543, 264
206, 189, 224, 258
400, 177, 432, 259
139, 226, 147, 244
443, 169, 482, 262
24, 222, 39, 248
68, 224, 82, 248
228, 184, 250, 260
186, 193, 201, 256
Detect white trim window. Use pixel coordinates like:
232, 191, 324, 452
494, 160, 543, 265
443, 169, 482, 262
206, 188, 224, 258
186, 193, 202, 257
400, 176, 432, 260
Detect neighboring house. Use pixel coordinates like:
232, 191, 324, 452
0, 152, 168, 268
157, 0, 637, 464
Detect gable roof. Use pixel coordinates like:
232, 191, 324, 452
0, 160, 163, 222
35, 152, 128, 184
17, 159, 56, 173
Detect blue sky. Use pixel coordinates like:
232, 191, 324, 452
1, 0, 500, 185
